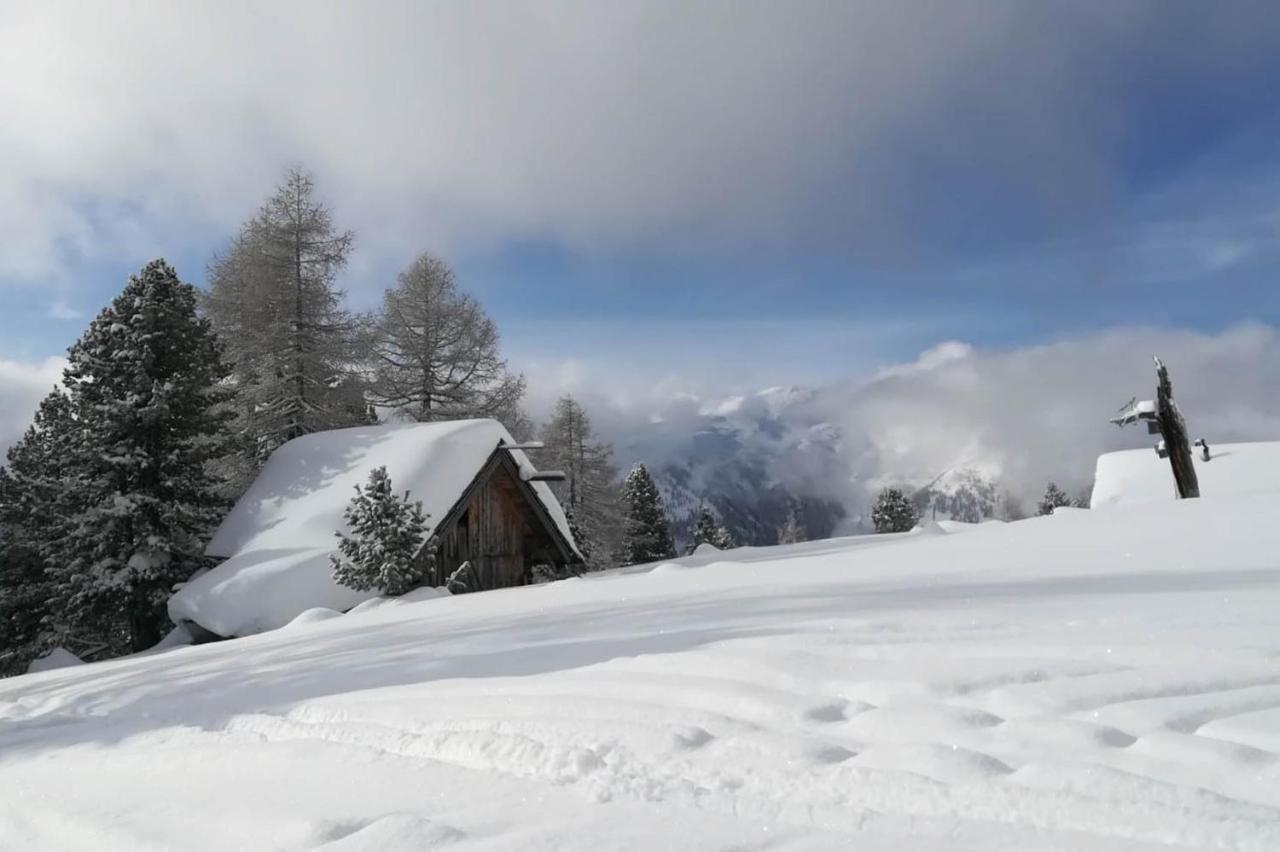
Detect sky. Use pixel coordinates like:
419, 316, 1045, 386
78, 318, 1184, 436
3, 1, 1280, 457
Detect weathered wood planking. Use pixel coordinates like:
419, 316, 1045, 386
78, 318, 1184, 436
425, 448, 577, 590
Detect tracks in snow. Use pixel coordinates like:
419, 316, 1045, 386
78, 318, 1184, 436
217, 634, 1280, 850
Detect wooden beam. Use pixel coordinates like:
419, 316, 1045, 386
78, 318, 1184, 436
502, 441, 546, 450
524, 470, 567, 482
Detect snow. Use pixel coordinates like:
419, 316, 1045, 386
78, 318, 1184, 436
285, 608, 345, 628
25, 647, 83, 673
4, 491, 1280, 849
169, 419, 577, 637
1092, 440, 1280, 507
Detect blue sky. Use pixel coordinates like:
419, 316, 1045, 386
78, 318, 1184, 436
3, 1, 1280, 422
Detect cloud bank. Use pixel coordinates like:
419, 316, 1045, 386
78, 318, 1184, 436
545, 324, 1280, 509
4, 2, 1279, 283
4, 325, 1277, 517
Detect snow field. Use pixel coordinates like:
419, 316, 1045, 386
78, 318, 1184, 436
2, 491, 1280, 849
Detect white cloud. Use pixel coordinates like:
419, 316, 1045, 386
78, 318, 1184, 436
46, 299, 83, 320
3, 2, 1278, 284
813, 325, 1280, 502
545, 324, 1280, 508
0, 358, 65, 453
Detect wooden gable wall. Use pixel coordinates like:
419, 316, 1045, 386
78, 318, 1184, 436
425, 450, 575, 591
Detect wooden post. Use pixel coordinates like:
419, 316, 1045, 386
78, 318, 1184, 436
1154, 357, 1199, 499
1109, 356, 1201, 500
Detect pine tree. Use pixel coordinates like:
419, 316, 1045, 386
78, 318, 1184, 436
0, 391, 75, 674
203, 168, 362, 485
539, 396, 623, 569
690, 506, 734, 552
872, 487, 919, 533
778, 506, 807, 543
367, 253, 526, 424
563, 505, 591, 565
621, 463, 675, 565
1037, 482, 1072, 516
52, 260, 234, 653
331, 466, 429, 596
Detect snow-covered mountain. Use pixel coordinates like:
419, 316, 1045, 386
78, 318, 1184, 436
607, 385, 1015, 548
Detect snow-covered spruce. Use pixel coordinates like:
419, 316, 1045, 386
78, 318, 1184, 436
0, 391, 75, 674
871, 487, 920, 533
1037, 481, 1072, 516
689, 505, 734, 553
331, 466, 430, 596
50, 259, 234, 654
621, 463, 676, 565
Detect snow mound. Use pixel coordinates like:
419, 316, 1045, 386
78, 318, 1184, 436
170, 420, 576, 637
286, 608, 345, 628
913, 519, 949, 536
26, 647, 83, 673
347, 586, 452, 616
1092, 440, 1280, 508
147, 623, 195, 653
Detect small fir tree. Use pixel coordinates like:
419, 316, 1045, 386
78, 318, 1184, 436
872, 488, 919, 533
563, 504, 591, 564
778, 507, 807, 544
332, 466, 429, 596
620, 463, 676, 565
689, 506, 734, 553
1037, 482, 1072, 516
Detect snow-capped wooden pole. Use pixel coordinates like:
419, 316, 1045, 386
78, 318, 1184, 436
1153, 357, 1199, 499
1109, 356, 1200, 499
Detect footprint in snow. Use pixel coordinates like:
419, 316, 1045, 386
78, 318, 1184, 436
671, 725, 715, 751
804, 699, 873, 724
810, 743, 857, 764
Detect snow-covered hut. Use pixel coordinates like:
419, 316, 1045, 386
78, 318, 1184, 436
1091, 440, 1280, 508
169, 419, 582, 638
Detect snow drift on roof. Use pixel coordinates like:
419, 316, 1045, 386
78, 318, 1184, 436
1091, 440, 1280, 508
170, 419, 577, 637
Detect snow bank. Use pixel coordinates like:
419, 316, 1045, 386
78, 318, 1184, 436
1092, 440, 1280, 508
170, 419, 577, 637
26, 647, 83, 673
347, 586, 452, 616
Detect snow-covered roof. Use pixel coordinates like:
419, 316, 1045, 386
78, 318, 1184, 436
170, 419, 578, 637
1091, 440, 1280, 508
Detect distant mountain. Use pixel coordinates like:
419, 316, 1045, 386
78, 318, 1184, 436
607, 386, 1015, 549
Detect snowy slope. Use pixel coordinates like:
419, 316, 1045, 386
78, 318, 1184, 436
1092, 440, 1280, 507
171, 420, 577, 637
4, 495, 1280, 850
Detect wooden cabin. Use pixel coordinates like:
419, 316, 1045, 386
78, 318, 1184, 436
171, 419, 583, 639
425, 444, 580, 589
